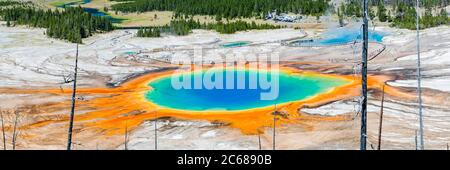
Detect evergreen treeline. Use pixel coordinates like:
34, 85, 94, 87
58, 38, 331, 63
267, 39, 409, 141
170, 19, 202, 35
390, 1, 449, 29
208, 20, 283, 34
0, 0, 34, 9
339, 0, 362, 17
337, 0, 449, 29
377, 0, 388, 22
138, 19, 283, 37
421, 0, 450, 8
137, 27, 161, 37
0, 0, 29, 7
0, 1, 19, 6
0, 6, 114, 43
170, 19, 283, 35
111, 0, 330, 19
368, 0, 449, 9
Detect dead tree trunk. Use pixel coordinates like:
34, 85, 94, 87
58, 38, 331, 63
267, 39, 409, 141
360, 0, 369, 151
258, 133, 262, 150
377, 85, 385, 150
154, 115, 157, 150
0, 110, 6, 150
67, 44, 79, 150
415, 130, 418, 150
124, 119, 128, 150
12, 109, 19, 150
273, 104, 277, 150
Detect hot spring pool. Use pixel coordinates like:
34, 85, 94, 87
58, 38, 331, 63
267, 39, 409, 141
221, 41, 250, 48
56, 0, 92, 8
145, 69, 349, 111
292, 26, 387, 46
56, 1, 123, 23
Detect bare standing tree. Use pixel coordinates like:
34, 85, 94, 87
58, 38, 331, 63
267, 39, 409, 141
415, 130, 418, 150
0, 110, 6, 150
415, 0, 425, 150
377, 85, 385, 150
124, 119, 128, 150
154, 112, 157, 150
12, 109, 20, 150
272, 104, 277, 150
67, 44, 79, 150
360, 0, 369, 151
258, 132, 262, 150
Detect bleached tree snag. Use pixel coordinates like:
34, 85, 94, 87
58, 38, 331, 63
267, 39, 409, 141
360, 0, 369, 151
12, 109, 20, 150
273, 104, 277, 150
0, 110, 6, 150
124, 120, 128, 150
415, 130, 418, 150
258, 133, 261, 150
378, 85, 385, 150
155, 112, 157, 150
67, 44, 79, 150
415, 0, 425, 150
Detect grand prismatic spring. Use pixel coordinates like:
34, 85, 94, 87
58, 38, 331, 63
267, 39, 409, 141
2, 0, 449, 151
145, 69, 349, 111
6, 65, 407, 137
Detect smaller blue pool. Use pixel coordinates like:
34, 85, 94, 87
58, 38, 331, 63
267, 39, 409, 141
81, 8, 124, 23
56, 1, 124, 23
56, 0, 92, 8
292, 26, 387, 46
221, 41, 250, 48
124, 51, 137, 55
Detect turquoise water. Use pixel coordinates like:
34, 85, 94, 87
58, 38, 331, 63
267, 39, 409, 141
293, 26, 387, 46
56, 0, 92, 8
82, 8, 107, 17
124, 51, 137, 55
56, 0, 124, 23
145, 69, 348, 111
221, 41, 250, 48
82, 8, 125, 23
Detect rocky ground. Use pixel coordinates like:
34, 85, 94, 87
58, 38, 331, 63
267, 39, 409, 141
0, 20, 449, 150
